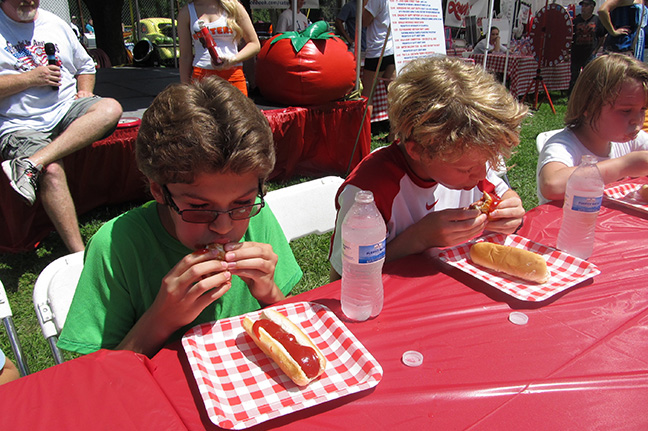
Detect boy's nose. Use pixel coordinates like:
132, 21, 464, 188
208, 214, 233, 234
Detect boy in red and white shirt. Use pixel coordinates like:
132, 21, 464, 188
329, 56, 528, 279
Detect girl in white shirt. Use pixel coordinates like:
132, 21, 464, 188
178, 0, 260, 95
537, 53, 648, 204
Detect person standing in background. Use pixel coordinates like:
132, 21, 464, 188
275, 0, 310, 33
569, 0, 605, 94
362, 0, 394, 119
178, 0, 260, 96
335, 0, 366, 53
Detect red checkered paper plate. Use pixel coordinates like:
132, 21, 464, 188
437, 233, 600, 302
182, 301, 383, 429
604, 182, 648, 214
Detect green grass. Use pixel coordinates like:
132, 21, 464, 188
0, 91, 568, 375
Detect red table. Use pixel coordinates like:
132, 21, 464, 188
148, 185, 648, 430
2, 181, 647, 430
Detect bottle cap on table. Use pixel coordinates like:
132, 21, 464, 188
509, 311, 529, 325
402, 350, 423, 367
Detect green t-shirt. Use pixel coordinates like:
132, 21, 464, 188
58, 200, 302, 354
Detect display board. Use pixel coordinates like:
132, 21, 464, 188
388, 0, 446, 74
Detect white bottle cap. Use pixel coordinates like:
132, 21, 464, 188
508, 311, 529, 325
402, 350, 423, 367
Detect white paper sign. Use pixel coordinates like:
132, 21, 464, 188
388, 0, 446, 74
250, 0, 319, 9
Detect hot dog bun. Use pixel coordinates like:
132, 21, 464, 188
470, 242, 550, 284
242, 309, 327, 386
201, 243, 226, 260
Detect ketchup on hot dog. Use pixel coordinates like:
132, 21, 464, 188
253, 319, 321, 378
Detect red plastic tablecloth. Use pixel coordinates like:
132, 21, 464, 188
0, 349, 189, 431
148, 182, 648, 430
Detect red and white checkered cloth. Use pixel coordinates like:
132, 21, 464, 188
437, 233, 600, 302
470, 53, 570, 99
604, 182, 648, 214
182, 302, 383, 429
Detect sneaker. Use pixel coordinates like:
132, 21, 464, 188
2, 157, 43, 206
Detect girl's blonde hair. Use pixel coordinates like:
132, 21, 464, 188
221, 0, 243, 40
388, 56, 528, 167
566, 53, 648, 129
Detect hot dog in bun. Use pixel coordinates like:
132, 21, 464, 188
193, 243, 227, 259
637, 184, 648, 202
242, 309, 327, 386
470, 191, 501, 218
470, 242, 550, 284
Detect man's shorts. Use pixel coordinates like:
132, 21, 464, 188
0, 96, 106, 160
364, 54, 395, 72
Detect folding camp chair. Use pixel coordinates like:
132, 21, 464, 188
0, 280, 30, 376
33, 251, 84, 364
265, 176, 344, 242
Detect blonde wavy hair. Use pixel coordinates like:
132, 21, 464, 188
388, 56, 528, 167
220, 0, 243, 40
566, 53, 648, 130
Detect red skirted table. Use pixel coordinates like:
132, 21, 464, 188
263, 98, 371, 181
0, 119, 148, 253
0, 98, 370, 253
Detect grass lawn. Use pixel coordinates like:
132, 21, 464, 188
0, 91, 567, 374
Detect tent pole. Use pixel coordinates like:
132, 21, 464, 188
355, 0, 363, 93
483, 0, 495, 68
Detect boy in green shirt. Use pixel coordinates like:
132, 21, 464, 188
58, 77, 302, 357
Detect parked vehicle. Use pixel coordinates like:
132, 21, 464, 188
131, 18, 179, 67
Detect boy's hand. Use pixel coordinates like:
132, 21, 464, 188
484, 192, 525, 234
223, 242, 286, 305
149, 247, 233, 335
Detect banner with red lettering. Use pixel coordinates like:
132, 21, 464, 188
445, 0, 488, 27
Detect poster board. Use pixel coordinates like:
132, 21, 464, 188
388, 0, 446, 74
250, 0, 318, 9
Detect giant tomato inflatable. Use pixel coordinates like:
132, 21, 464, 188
256, 21, 356, 106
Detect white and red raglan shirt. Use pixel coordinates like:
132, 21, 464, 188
329, 143, 510, 274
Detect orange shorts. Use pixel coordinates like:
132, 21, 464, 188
191, 66, 248, 96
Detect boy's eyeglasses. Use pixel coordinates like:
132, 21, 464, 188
162, 184, 265, 224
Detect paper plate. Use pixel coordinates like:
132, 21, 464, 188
182, 302, 383, 429
604, 182, 648, 214
437, 233, 600, 302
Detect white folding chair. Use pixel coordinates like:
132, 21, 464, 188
33, 251, 84, 364
536, 129, 562, 154
265, 176, 344, 242
0, 280, 30, 376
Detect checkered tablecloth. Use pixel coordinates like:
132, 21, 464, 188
470, 53, 570, 99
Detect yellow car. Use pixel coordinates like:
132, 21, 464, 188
132, 18, 180, 67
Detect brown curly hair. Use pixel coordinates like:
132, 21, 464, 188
388, 56, 528, 167
136, 76, 275, 186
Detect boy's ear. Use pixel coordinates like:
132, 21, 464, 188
403, 139, 423, 162
149, 180, 165, 204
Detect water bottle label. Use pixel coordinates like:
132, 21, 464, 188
343, 239, 386, 264
571, 195, 602, 213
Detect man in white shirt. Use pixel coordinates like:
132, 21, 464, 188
275, 0, 310, 33
0, 0, 122, 252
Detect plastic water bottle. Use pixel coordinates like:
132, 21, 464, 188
556, 155, 604, 260
341, 190, 386, 321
